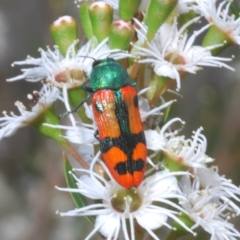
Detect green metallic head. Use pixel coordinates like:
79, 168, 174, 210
90, 58, 134, 91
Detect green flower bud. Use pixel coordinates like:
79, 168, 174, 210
89, 2, 113, 42
68, 87, 89, 123
119, 0, 142, 21
178, 10, 196, 28
144, 0, 178, 41
79, 1, 94, 40
146, 75, 174, 107
163, 155, 189, 172
109, 20, 135, 50
32, 106, 66, 145
202, 25, 234, 55
68, 87, 86, 109
50, 16, 78, 56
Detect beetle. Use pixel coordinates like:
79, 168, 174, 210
69, 58, 147, 188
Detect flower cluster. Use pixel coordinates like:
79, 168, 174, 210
1, 0, 240, 239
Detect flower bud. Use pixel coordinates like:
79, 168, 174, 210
202, 25, 234, 55
168, 213, 195, 239
146, 75, 173, 106
162, 154, 188, 172
68, 87, 89, 122
79, 1, 94, 40
32, 106, 66, 145
178, 10, 196, 28
119, 0, 142, 21
144, 0, 178, 41
50, 16, 78, 56
109, 20, 135, 50
89, 2, 113, 42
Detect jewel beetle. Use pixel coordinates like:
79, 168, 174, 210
75, 58, 147, 188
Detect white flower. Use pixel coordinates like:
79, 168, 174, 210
138, 87, 176, 121
195, 0, 240, 45
0, 85, 60, 139
7, 38, 128, 88
42, 86, 98, 161
134, 17, 234, 89
179, 175, 240, 240
145, 118, 213, 168
57, 163, 195, 240
177, 0, 198, 14
195, 167, 240, 215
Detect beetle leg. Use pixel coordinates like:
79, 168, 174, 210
94, 130, 99, 140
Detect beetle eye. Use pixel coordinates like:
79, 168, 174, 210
92, 59, 102, 68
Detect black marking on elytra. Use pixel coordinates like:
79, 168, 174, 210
133, 95, 138, 108
95, 101, 104, 113
115, 159, 145, 175
135, 159, 145, 171
100, 132, 145, 154
100, 137, 114, 152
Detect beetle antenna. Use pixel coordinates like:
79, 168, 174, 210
78, 55, 96, 61
107, 50, 128, 59
59, 94, 91, 119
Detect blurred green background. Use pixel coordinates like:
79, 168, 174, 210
0, 1, 239, 239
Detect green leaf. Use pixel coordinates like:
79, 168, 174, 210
63, 155, 95, 225
163, 101, 173, 124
